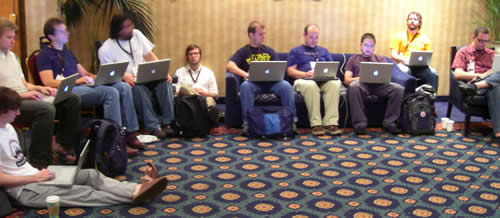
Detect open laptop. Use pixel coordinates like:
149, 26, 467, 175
92, 61, 129, 86
408, 51, 432, 67
136, 59, 171, 84
306, 61, 339, 81
41, 73, 78, 104
39, 140, 90, 186
359, 62, 394, 84
248, 61, 287, 82
491, 54, 500, 76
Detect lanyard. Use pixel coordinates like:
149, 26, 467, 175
304, 45, 318, 61
188, 68, 201, 84
49, 44, 65, 73
116, 39, 134, 63
405, 31, 419, 51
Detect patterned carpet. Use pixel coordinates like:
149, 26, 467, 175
9, 124, 500, 217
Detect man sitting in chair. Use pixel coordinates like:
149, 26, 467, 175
37, 18, 144, 156
452, 27, 499, 142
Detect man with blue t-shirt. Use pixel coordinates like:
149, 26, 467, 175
37, 18, 143, 155
286, 24, 342, 136
226, 21, 296, 135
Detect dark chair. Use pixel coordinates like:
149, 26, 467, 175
446, 46, 493, 136
225, 52, 416, 128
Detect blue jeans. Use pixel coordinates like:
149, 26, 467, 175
397, 63, 439, 90
240, 80, 296, 121
484, 72, 500, 133
73, 82, 139, 132
131, 80, 175, 131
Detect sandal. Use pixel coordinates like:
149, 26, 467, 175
142, 162, 158, 183
133, 177, 168, 204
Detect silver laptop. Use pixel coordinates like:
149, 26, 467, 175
359, 62, 394, 84
491, 54, 500, 76
39, 140, 90, 186
408, 51, 432, 67
248, 61, 287, 82
92, 61, 129, 86
307, 61, 339, 81
41, 73, 78, 104
136, 59, 171, 84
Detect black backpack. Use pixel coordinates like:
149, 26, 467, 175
83, 119, 128, 177
400, 92, 436, 135
174, 95, 219, 138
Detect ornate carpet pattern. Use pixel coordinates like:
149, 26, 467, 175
13, 127, 500, 217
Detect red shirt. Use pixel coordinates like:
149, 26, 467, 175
451, 44, 495, 74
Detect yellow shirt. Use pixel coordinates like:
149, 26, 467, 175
391, 31, 431, 58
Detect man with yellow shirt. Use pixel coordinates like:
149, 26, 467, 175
391, 11, 438, 90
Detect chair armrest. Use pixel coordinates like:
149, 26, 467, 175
449, 69, 465, 102
225, 72, 243, 103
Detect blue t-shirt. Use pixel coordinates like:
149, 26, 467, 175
228, 44, 278, 72
286, 45, 332, 72
37, 46, 79, 78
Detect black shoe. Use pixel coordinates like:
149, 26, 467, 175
383, 123, 402, 134
458, 82, 478, 96
148, 128, 167, 139
354, 127, 367, 135
162, 124, 178, 137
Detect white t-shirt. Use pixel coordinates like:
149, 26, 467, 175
0, 51, 29, 94
174, 65, 218, 95
0, 124, 39, 199
98, 29, 155, 76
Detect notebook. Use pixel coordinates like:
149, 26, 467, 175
359, 62, 394, 84
39, 140, 90, 186
248, 61, 287, 82
41, 73, 78, 104
306, 61, 339, 81
91, 61, 129, 86
408, 51, 432, 67
136, 59, 171, 84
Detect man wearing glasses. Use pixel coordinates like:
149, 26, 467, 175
452, 27, 499, 142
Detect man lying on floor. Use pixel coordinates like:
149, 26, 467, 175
0, 86, 167, 207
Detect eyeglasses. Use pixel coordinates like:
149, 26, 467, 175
188, 52, 200, 56
477, 39, 490, 44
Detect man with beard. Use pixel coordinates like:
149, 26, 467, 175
99, 14, 176, 138
391, 11, 438, 90
344, 33, 404, 134
451, 27, 499, 142
286, 24, 342, 136
174, 44, 218, 107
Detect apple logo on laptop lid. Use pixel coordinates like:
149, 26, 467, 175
418, 56, 423, 62
265, 69, 270, 74
373, 70, 379, 76
152, 69, 156, 74
323, 68, 329, 74
109, 70, 115, 76
64, 85, 69, 92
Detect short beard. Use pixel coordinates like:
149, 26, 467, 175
407, 24, 418, 31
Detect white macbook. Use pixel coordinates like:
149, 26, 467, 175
359, 62, 394, 84
248, 61, 287, 82
39, 140, 90, 186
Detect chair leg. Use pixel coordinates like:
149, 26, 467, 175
446, 102, 453, 118
464, 113, 471, 137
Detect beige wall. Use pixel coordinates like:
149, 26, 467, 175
25, 0, 58, 55
25, 0, 488, 96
